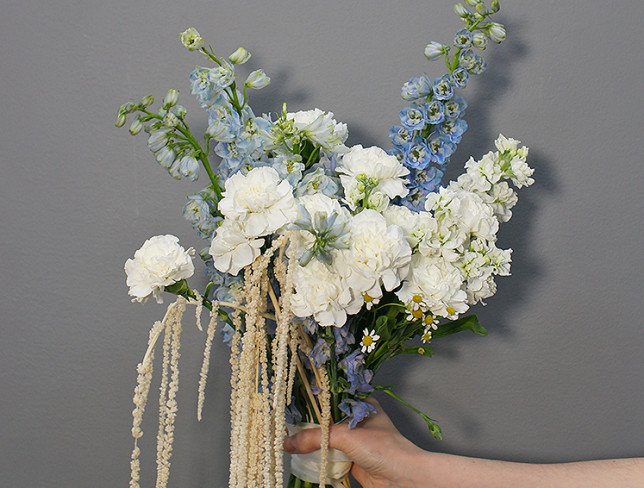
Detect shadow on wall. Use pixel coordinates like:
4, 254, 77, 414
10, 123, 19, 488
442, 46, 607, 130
374, 15, 560, 456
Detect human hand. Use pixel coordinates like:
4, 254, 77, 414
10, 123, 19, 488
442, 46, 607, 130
283, 399, 429, 488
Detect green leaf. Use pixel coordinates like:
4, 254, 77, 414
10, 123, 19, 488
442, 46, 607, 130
432, 314, 487, 339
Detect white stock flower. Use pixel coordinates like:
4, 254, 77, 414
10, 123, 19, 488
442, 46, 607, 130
218, 166, 297, 237
287, 108, 348, 151
383, 206, 437, 249
427, 186, 499, 242
338, 145, 410, 210
396, 254, 469, 320
125, 235, 195, 303
290, 259, 362, 327
340, 209, 412, 301
209, 220, 264, 276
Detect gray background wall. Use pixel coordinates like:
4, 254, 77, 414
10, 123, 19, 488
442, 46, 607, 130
1, 0, 642, 486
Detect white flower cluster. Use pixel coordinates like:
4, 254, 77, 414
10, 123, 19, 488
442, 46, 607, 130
210, 166, 297, 275
287, 108, 348, 152
395, 135, 533, 329
125, 235, 195, 303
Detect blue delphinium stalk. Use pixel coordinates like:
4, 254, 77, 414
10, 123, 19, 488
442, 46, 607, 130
391, 0, 506, 210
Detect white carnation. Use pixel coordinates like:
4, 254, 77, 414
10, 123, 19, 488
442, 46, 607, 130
340, 209, 412, 301
125, 235, 195, 303
338, 145, 410, 210
396, 254, 469, 320
287, 108, 348, 152
218, 166, 297, 237
290, 259, 362, 327
209, 220, 264, 276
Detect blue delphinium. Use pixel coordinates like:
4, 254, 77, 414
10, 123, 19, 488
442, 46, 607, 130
309, 338, 331, 368
339, 399, 377, 429
390, 3, 506, 209
339, 350, 374, 395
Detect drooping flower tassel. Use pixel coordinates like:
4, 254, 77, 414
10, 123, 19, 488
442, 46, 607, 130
197, 304, 220, 421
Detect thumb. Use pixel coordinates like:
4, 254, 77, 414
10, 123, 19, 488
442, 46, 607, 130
283, 427, 321, 454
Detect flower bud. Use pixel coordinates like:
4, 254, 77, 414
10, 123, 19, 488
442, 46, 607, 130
487, 22, 506, 43
472, 32, 488, 50
115, 114, 127, 128
228, 47, 251, 65
174, 105, 187, 118
178, 155, 200, 181
180, 27, 204, 51
475, 3, 486, 14
490, 0, 500, 13
244, 69, 270, 89
156, 146, 176, 169
454, 3, 469, 17
163, 112, 179, 128
424, 41, 446, 60
129, 118, 143, 135
140, 95, 154, 107
163, 89, 179, 108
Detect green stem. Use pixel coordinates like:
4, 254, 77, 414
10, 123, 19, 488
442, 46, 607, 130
375, 385, 443, 440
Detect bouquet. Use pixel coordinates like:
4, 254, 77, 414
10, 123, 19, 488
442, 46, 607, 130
117, 1, 534, 487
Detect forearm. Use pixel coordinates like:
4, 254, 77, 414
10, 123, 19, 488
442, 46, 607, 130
413, 452, 644, 488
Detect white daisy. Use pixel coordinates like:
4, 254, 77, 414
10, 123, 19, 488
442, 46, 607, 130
360, 328, 380, 353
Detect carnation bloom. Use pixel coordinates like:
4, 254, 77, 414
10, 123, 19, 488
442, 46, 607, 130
338, 145, 410, 210
290, 259, 362, 327
218, 166, 297, 237
339, 209, 412, 303
209, 220, 264, 276
124, 235, 195, 303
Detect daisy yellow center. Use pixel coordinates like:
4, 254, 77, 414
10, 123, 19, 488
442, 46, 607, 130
412, 294, 423, 303
412, 309, 423, 319
362, 336, 373, 346
363, 293, 374, 302
424, 315, 435, 324
446, 306, 456, 315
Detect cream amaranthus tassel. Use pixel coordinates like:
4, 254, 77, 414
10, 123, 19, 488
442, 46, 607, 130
197, 304, 219, 421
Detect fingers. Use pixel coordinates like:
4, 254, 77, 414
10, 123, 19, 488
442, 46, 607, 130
284, 423, 350, 454
283, 427, 321, 454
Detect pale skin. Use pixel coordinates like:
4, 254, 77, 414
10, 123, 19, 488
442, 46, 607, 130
283, 399, 644, 488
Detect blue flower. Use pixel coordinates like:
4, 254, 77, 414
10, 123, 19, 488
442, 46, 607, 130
295, 166, 340, 198
438, 119, 468, 144
411, 166, 444, 191
189, 67, 221, 107
211, 61, 235, 89
178, 154, 200, 181
339, 399, 377, 429
401, 186, 430, 211
183, 189, 220, 239
458, 49, 477, 70
285, 401, 303, 425
389, 125, 414, 148
309, 338, 331, 368
333, 325, 355, 356
428, 135, 452, 165
454, 29, 473, 48
221, 323, 235, 347
469, 55, 487, 75
451, 67, 469, 88
404, 142, 432, 170
339, 350, 374, 395
399, 106, 426, 131
432, 75, 454, 101
401, 75, 432, 101
425, 100, 445, 125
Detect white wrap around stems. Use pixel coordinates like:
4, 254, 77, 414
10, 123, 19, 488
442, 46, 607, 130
287, 423, 352, 487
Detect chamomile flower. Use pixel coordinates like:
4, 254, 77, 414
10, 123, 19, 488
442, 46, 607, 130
360, 329, 380, 353
421, 328, 433, 343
